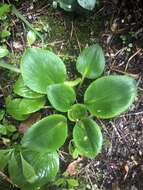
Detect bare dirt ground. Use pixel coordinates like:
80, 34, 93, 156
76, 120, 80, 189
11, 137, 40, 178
0, 0, 143, 189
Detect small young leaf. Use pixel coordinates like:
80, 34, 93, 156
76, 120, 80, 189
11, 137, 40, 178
77, 0, 96, 10
6, 124, 17, 133
20, 153, 38, 184
68, 140, 79, 159
27, 30, 36, 45
21, 48, 67, 94
73, 118, 103, 158
0, 149, 13, 170
21, 114, 67, 152
0, 124, 7, 135
47, 83, 76, 112
68, 104, 87, 121
84, 75, 137, 118
76, 44, 105, 79
0, 109, 5, 120
13, 76, 44, 99
0, 46, 9, 58
0, 4, 11, 17
67, 179, 79, 188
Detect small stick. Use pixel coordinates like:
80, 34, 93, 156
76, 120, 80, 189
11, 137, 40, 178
125, 49, 141, 71
0, 171, 14, 186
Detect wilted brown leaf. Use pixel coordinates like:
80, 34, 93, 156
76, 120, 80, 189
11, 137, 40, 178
18, 112, 41, 134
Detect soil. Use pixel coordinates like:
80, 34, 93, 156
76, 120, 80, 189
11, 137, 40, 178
0, 0, 143, 190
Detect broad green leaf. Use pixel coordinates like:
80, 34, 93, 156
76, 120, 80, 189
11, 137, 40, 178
19, 97, 46, 114
6, 97, 45, 120
84, 75, 137, 118
47, 84, 76, 112
8, 150, 59, 190
0, 109, 5, 120
13, 76, 44, 99
20, 153, 38, 184
0, 124, 7, 135
76, 44, 105, 79
0, 46, 9, 58
77, 0, 96, 10
21, 48, 67, 94
68, 104, 87, 121
6, 98, 29, 121
27, 30, 36, 45
58, 0, 78, 11
0, 149, 13, 170
73, 118, 103, 158
5, 124, 17, 133
21, 114, 67, 152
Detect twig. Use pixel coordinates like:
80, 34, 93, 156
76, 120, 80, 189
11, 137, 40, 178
119, 111, 143, 117
0, 171, 14, 186
125, 49, 141, 71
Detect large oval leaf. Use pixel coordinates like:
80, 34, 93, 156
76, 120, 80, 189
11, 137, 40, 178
77, 0, 96, 10
21, 114, 67, 152
47, 84, 76, 112
6, 97, 45, 120
73, 118, 102, 158
84, 75, 137, 118
76, 44, 105, 79
19, 97, 46, 114
13, 76, 44, 99
6, 97, 29, 121
21, 48, 67, 94
8, 150, 59, 190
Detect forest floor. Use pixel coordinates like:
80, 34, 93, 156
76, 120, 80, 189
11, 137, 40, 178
0, 0, 143, 190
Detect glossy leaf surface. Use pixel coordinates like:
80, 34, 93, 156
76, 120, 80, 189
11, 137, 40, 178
6, 98, 29, 121
77, 0, 96, 10
47, 84, 76, 112
14, 76, 44, 99
20, 153, 38, 184
21, 114, 67, 152
8, 150, 59, 190
6, 97, 45, 120
21, 48, 66, 94
84, 75, 137, 118
68, 104, 87, 121
76, 44, 105, 79
59, 0, 77, 11
19, 97, 46, 114
73, 118, 102, 158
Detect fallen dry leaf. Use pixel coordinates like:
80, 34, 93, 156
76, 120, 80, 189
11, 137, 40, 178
66, 157, 83, 176
18, 112, 41, 134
